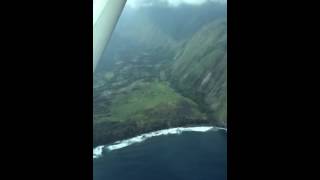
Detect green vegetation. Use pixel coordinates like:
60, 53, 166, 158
111, 82, 177, 121
93, 1, 227, 146
169, 19, 227, 124
110, 81, 205, 122
93, 81, 208, 147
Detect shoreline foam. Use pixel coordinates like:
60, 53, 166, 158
93, 126, 227, 159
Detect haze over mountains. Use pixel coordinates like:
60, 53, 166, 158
93, 0, 227, 147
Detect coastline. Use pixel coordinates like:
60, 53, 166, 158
93, 125, 227, 159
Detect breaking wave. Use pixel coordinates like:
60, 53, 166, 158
93, 126, 227, 159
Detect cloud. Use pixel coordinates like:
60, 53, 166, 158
126, 0, 226, 8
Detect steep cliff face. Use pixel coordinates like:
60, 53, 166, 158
168, 19, 227, 125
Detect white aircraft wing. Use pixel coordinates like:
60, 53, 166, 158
93, 0, 127, 72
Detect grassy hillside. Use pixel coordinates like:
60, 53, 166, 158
93, 81, 208, 146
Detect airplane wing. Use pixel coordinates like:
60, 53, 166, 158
93, 0, 127, 72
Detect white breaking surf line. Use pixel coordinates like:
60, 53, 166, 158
93, 126, 227, 159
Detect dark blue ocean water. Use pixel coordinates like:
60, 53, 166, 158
93, 130, 227, 180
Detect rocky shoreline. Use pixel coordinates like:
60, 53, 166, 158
94, 125, 227, 158
93, 120, 226, 147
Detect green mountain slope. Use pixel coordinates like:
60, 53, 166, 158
169, 19, 227, 125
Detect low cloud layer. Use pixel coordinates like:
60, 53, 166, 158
127, 0, 226, 8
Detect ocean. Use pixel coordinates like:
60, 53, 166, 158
93, 127, 227, 180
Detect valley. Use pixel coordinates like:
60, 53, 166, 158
93, 1, 227, 147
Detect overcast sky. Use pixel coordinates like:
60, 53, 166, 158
126, 0, 227, 8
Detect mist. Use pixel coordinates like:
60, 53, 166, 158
127, 0, 227, 8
